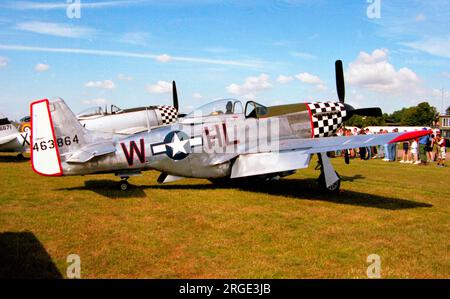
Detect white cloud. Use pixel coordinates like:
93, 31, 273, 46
156, 54, 172, 63
415, 14, 426, 22
295, 72, 323, 85
35, 63, 49, 72
192, 92, 203, 99
402, 36, 450, 59
85, 80, 115, 89
276, 75, 294, 84
290, 51, 316, 60
5, 1, 147, 10
295, 72, 326, 90
347, 48, 421, 93
117, 74, 133, 81
203, 47, 233, 54
82, 98, 108, 105
0, 56, 8, 67
0, 44, 263, 68
120, 32, 149, 46
146, 80, 172, 94
431, 88, 450, 97
442, 72, 450, 79
227, 74, 272, 98
15, 21, 95, 38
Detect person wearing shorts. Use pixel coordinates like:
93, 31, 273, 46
436, 133, 446, 167
400, 131, 410, 163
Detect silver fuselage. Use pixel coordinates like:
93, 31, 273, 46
61, 109, 315, 179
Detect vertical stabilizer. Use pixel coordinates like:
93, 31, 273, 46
30, 99, 62, 176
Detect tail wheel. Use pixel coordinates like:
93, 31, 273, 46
318, 171, 341, 195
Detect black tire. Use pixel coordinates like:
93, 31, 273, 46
318, 171, 341, 195
119, 181, 129, 191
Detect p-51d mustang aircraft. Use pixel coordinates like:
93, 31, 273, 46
3, 82, 179, 157
76, 82, 180, 134
0, 114, 30, 157
30, 61, 431, 192
21, 81, 180, 135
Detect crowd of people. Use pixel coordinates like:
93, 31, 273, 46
335, 127, 446, 167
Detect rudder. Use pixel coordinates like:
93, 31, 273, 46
30, 98, 88, 176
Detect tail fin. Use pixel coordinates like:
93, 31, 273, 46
30, 98, 88, 176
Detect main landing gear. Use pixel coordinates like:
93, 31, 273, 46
115, 170, 142, 191
119, 177, 130, 191
317, 153, 341, 195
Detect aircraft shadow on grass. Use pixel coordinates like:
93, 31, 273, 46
0, 231, 62, 279
57, 180, 147, 198
59, 175, 433, 210
0, 155, 29, 163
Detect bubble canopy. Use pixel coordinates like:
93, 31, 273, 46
185, 99, 243, 118
77, 105, 123, 118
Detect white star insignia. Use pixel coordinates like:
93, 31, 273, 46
166, 133, 189, 157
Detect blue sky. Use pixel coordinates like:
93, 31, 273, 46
0, 0, 449, 119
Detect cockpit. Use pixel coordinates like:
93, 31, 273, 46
183, 98, 268, 121
185, 99, 243, 118
77, 105, 123, 119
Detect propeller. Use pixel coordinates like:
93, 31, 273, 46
335, 60, 382, 119
334, 60, 382, 165
172, 80, 179, 111
335, 60, 345, 103
346, 107, 382, 118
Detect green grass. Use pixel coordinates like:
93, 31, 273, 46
0, 153, 449, 278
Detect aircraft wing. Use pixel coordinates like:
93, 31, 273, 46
275, 130, 431, 155
0, 135, 17, 145
116, 126, 148, 135
230, 130, 431, 179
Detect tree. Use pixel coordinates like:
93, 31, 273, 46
387, 102, 437, 126
404, 102, 436, 126
446, 105, 450, 115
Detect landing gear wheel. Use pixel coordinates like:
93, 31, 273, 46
318, 172, 341, 195
16, 153, 24, 160
119, 180, 130, 191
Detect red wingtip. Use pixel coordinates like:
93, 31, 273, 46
389, 130, 432, 144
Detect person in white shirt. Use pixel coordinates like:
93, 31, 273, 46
411, 139, 419, 164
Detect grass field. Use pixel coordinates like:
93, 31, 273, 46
0, 152, 448, 278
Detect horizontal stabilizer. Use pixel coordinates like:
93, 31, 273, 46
66, 142, 116, 163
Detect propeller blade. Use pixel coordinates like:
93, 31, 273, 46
347, 107, 382, 118
172, 81, 179, 111
335, 60, 345, 103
